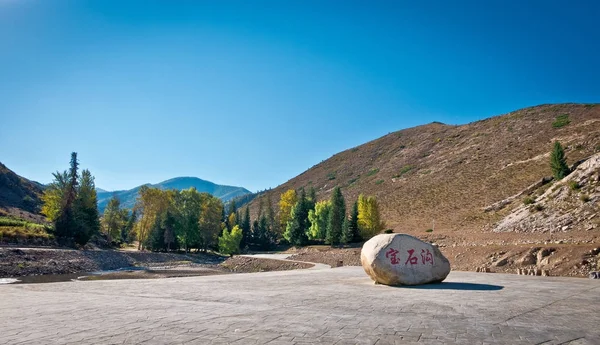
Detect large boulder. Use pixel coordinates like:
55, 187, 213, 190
361, 234, 451, 286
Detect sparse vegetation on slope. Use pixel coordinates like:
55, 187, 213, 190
245, 103, 600, 235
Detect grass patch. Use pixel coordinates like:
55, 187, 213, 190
552, 114, 570, 128
0, 226, 52, 240
367, 168, 379, 176
375, 179, 384, 185
393, 165, 414, 178
523, 196, 535, 205
568, 181, 580, 191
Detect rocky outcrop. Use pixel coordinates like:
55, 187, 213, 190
361, 234, 450, 286
493, 152, 600, 233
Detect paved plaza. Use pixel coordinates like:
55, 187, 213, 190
1, 266, 599, 344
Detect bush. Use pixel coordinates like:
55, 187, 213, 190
581, 194, 591, 202
219, 225, 243, 255
568, 181, 580, 191
552, 114, 570, 128
367, 168, 379, 176
383, 229, 393, 234
375, 179, 384, 185
523, 197, 535, 205
326, 172, 336, 180
393, 165, 413, 178
425, 229, 433, 233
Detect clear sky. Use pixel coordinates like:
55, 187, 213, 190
1, 0, 599, 192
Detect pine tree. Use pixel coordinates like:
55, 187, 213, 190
240, 207, 251, 249
326, 187, 345, 245
550, 141, 570, 180
283, 192, 309, 246
349, 201, 361, 242
55, 152, 80, 242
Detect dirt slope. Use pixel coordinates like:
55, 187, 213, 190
246, 103, 600, 234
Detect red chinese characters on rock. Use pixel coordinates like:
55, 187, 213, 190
386, 248, 435, 266
405, 249, 418, 265
385, 248, 400, 265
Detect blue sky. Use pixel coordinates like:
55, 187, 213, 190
1, 0, 599, 192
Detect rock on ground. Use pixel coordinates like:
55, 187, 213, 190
361, 233, 451, 286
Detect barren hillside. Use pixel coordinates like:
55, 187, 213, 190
247, 104, 600, 235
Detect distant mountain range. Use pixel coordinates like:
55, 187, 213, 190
96, 177, 251, 213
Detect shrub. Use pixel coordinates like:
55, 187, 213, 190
552, 114, 570, 128
581, 194, 591, 202
375, 179, 384, 185
393, 165, 414, 178
523, 197, 535, 205
367, 168, 379, 176
568, 181, 580, 191
425, 229, 433, 233
383, 229, 394, 234
326, 172, 336, 180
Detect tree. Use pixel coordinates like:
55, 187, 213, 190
54, 152, 80, 241
73, 169, 100, 245
308, 200, 331, 240
357, 194, 385, 240
278, 189, 297, 234
550, 141, 570, 180
284, 189, 311, 246
134, 186, 172, 250
219, 225, 243, 255
101, 195, 124, 243
326, 187, 345, 245
41, 171, 69, 222
342, 200, 361, 243
42, 153, 101, 246
198, 195, 223, 252
252, 215, 276, 250
266, 194, 278, 236
173, 188, 203, 253
240, 207, 251, 249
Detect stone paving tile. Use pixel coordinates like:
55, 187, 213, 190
1, 268, 599, 344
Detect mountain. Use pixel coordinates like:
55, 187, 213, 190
243, 103, 600, 235
97, 177, 251, 212
0, 162, 45, 220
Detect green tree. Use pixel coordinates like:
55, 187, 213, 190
240, 207, 251, 249
54, 152, 80, 241
134, 186, 172, 250
41, 171, 69, 222
101, 195, 124, 243
219, 225, 243, 255
342, 200, 361, 243
173, 188, 203, 253
357, 194, 385, 240
198, 195, 223, 252
252, 215, 276, 250
308, 200, 331, 240
73, 169, 100, 245
550, 141, 570, 180
284, 189, 310, 246
326, 187, 345, 245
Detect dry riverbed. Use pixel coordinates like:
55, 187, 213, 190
0, 248, 313, 282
